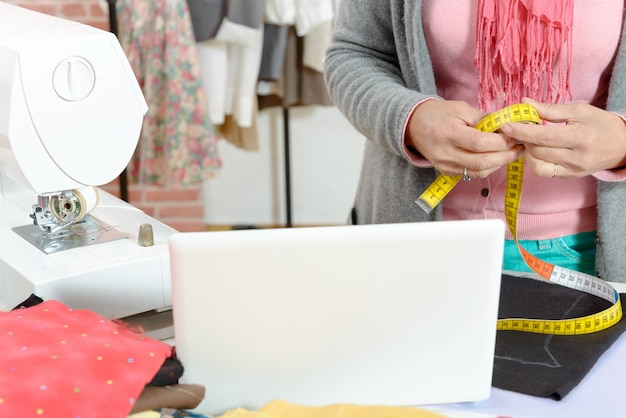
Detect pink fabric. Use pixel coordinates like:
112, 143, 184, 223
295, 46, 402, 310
475, 0, 574, 110
0, 300, 172, 417
419, 1, 625, 240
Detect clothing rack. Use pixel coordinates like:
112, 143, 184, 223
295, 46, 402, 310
107, 0, 129, 203
282, 108, 293, 227
106, 1, 293, 226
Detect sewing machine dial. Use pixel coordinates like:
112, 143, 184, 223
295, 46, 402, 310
52, 56, 95, 102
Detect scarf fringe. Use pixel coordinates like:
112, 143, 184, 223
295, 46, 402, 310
475, 0, 573, 111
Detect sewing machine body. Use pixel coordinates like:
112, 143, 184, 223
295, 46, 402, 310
0, 3, 175, 317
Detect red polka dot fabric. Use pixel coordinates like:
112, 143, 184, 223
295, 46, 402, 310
0, 300, 172, 417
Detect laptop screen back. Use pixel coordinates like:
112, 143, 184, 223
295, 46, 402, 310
169, 220, 505, 415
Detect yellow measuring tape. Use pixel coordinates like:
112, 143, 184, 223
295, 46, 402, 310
415, 104, 541, 213
415, 103, 623, 335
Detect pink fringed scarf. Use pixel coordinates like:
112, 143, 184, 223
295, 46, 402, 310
475, 0, 574, 111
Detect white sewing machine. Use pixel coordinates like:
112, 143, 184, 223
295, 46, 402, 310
0, 3, 176, 318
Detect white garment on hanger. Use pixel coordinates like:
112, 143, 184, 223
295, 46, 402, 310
302, 0, 340, 72
264, 0, 336, 72
215, 17, 259, 48
303, 20, 332, 73
197, 18, 264, 128
197, 40, 228, 125
265, 0, 334, 36
294, 0, 334, 36
264, 0, 296, 26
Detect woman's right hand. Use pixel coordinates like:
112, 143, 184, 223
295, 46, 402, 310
405, 100, 524, 179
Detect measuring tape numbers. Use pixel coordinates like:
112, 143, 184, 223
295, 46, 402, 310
415, 103, 540, 213
497, 155, 622, 335
414, 103, 623, 335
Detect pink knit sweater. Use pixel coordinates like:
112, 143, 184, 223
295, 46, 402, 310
416, 0, 625, 240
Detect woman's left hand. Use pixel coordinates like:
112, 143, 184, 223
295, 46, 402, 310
499, 98, 626, 178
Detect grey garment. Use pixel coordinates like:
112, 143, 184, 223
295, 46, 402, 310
186, 0, 225, 41
186, 0, 264, 42
324, 0, 626, 282
259, 23, 288, 81
258, 26, 333, 109
227, 0, 264, 29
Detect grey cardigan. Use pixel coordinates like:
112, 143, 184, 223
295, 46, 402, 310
324, 0, 626, 282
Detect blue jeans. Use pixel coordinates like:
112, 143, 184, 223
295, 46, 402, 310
502, 231, 597, 276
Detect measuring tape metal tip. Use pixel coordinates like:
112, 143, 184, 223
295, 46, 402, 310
414, 199, 435, 214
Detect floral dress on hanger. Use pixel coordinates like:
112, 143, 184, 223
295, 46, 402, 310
116, 0, 221, 187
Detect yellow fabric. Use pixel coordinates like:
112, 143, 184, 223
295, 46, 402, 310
217, 400, 446, 418
126, 411, 161, 418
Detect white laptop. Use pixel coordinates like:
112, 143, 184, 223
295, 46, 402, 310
168, 220, 505, 415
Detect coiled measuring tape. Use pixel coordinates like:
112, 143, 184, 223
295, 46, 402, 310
415, 103, 623, 335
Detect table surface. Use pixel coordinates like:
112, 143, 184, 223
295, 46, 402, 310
428, 281, 626, 418
152, 280, 626, 418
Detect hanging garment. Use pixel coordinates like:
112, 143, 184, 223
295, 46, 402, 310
188, 0, 337, 150
116, 0, 221, 187
302, 0, 340, 73
257, 26, 334, 111
190, 0, 265, 127
190, 0, 265, 150
264, 0, 334, 37
258, 0, 336, 109
263, 0, 337, 72
259, 23, 289, 81
186, 0, 225, 41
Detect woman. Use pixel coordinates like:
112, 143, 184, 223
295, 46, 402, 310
324, 0, 626, 282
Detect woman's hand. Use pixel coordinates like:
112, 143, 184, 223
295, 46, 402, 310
405, 99, 524, 179
500, 98, 626, 178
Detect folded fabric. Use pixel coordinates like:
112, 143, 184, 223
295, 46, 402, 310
10, 293, 43, 310
0, 299, 173, 417
148, 347, 185, 386
216, 400, 445, 418
127, 408, 212, 417
127, 411, 161, 418
493, 274, 626, 400
131, 384, 206, 414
